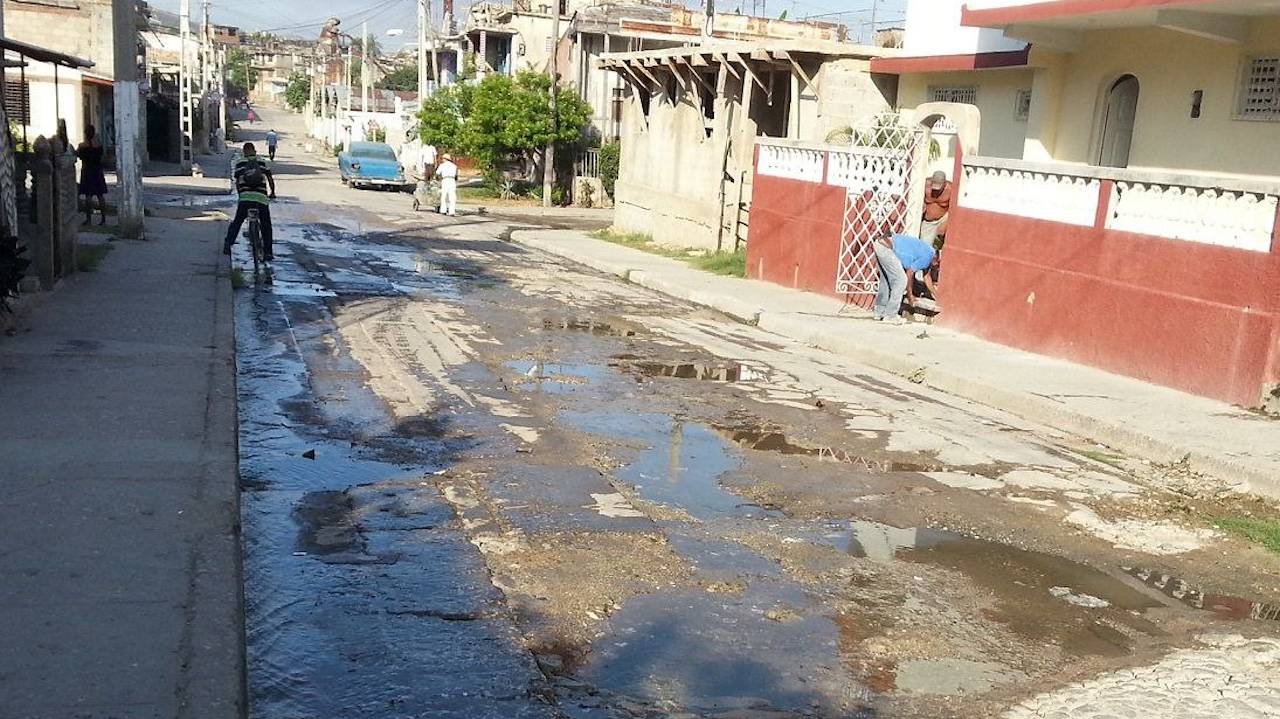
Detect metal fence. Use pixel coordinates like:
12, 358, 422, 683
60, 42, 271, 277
576, 148, 600, 178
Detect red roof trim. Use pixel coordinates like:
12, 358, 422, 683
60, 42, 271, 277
870, 48, 1030, 74
961, 0, 1213, 28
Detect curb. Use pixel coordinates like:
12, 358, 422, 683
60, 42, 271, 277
508, 230, 1280, 502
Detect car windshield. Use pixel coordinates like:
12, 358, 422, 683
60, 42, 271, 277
353, 144, 396, 161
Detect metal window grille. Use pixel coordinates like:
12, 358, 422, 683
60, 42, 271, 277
1014, 89, 1032, 121
1240, 56, 1280, 120
928, 85, 977, 105
3, 79, 31, 125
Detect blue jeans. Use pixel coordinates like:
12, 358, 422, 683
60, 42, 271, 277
872, 242, 906, 319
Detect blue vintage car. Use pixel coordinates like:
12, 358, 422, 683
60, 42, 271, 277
338, 141, 409, 191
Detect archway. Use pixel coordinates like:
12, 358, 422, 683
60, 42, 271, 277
1097, 75, 1139, 168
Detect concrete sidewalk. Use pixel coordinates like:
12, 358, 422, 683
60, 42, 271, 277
510, 229, 1280, 501
0, 153, 242, 718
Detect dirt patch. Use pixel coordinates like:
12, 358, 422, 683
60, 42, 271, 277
487, 530, 692, 658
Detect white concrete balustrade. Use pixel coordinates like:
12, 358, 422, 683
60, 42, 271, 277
1109, 183, 1277, 253
961, 157, 1280, 253
756, 143, 825, 184
961, 165, 1100, 226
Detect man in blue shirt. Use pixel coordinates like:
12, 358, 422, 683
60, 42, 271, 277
872, 228, 935, 323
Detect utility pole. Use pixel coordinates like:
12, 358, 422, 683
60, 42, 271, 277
362, 20, 370, 116
179, 0, 193, 173
541, 1, 559, 208
417, 0, 428, 103
114, 0, 144, 237
201, 1, 213, 146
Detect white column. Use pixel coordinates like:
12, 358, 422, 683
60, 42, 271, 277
113, 0, 144, 237
1022, 54, 1065, 162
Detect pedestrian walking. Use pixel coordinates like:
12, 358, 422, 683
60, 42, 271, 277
75, 124, 108, 226
266, 129, 279, 161
436, 153, 458, 216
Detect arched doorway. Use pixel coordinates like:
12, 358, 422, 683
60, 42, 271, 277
1097, 75, 1139, 168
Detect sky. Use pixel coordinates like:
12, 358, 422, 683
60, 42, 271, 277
149, 0, 908, 48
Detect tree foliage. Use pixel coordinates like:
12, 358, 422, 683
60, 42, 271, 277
284, 72, 311, 111
225, 48, 257, 99
416, 70, 592, 181
377, 65, 418, 91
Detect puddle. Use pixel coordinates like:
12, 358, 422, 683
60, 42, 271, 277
505, 360, 610, 394
633, 360, 766, 383
715, 422, 941, 472
825, 520, 1163, 657
542, 317, 639, 337
563, 411, 780, 521
1123, 567, 1280, 622
576, 586, 870, 717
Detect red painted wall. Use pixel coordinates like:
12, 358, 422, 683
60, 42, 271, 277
747, 167, 850, 300
940, 207, 1280, 407
746, 146, 1280, 407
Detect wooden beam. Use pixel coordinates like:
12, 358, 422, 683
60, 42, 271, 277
631, 61, 661, 87
618, 63, 650, 91
716, 63, 728, 95
686, 64, 714, 96
665, 58, 690, 91
716, 53, 742, 79
786, 55, 817, 97
735, 53, 767, 97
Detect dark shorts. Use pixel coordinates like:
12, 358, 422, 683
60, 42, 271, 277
79, 170, 108, 197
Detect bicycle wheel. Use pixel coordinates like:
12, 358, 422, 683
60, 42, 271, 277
247, 215, 262, 274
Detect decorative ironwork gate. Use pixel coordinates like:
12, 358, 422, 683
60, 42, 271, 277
835, 114, 929, 296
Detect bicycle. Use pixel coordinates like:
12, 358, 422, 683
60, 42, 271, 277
245, 207, 271, 282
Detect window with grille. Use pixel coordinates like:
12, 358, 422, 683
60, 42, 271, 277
1239, 56, 1280, 120
3, 79, 31, 125
929, 85, 977, 105
1014, 89, 1032, 121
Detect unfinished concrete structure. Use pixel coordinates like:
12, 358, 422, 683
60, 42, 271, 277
600, 41, 895, 251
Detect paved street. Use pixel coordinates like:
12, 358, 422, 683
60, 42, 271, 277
228, 106, 1280, 718
0, 102, 1276, 719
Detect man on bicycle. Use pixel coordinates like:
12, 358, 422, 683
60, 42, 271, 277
223, 142, 277, 261
266, 129, 279, 160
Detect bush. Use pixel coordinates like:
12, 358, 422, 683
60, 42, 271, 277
598, 141, 620, 198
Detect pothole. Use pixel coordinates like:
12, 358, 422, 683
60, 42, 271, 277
1122, 566, 1280, 622
631, 360, 766, 382
715, 422, 942, 473
542, 317, 640, 337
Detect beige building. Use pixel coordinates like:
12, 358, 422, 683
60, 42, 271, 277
4, 0, 116, 148
601, 41, 894, 251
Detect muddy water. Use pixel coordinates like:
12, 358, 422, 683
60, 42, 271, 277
236, 226, 558, 719
236, 218, 1277, 719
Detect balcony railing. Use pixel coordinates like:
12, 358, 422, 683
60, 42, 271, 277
960, 157, 1280, 253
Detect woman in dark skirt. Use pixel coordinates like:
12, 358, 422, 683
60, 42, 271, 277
76, 124, 109, 225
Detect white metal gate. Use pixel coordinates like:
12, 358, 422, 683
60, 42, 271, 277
835, 114, 929, 296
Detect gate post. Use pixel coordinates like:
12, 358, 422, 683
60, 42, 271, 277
29, 138, 56, 290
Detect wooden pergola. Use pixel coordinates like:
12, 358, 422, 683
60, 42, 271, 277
597, 41, 882, 104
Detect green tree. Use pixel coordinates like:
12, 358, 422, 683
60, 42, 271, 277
418, 70, 592, 182
225, 48, 257, 99
284, 72, 311, 111
377, 65, 418, 91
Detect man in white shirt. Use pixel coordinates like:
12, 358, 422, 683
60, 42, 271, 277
421, 143, 438, 181
435, 153, 458, 216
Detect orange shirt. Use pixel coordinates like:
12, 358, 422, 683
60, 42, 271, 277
923, 182, 953, 221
